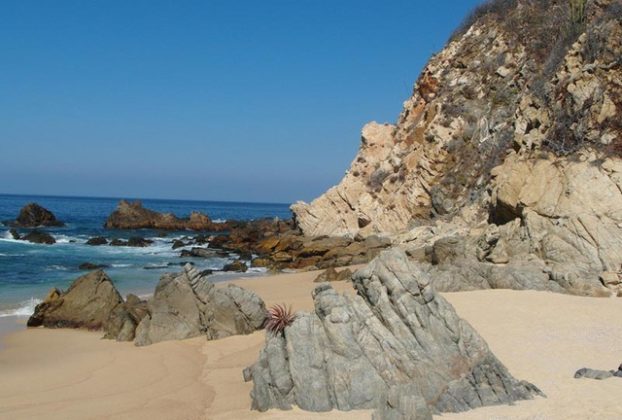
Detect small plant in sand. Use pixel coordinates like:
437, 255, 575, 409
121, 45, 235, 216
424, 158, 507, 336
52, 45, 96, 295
265, 304, 296, 335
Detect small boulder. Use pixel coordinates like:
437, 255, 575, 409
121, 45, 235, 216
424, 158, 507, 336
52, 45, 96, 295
172, 239, 186, 249
22, 230, 56, 245
86, 236, 108, 246
574, 368, 614, 380
313, 267, 353, 282
79, 262, 109, 270
103, 294, 149, 342
9, 229, 20, 240
127, 237, 153, 247
223, 260, 248, 272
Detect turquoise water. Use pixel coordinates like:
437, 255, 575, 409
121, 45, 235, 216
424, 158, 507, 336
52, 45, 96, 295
0, 194, 291, 318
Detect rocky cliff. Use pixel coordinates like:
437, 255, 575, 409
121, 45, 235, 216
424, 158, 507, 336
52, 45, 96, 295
292, 0, 622, 296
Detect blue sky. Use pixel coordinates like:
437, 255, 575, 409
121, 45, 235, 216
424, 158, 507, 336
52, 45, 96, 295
1, 0, 481, 203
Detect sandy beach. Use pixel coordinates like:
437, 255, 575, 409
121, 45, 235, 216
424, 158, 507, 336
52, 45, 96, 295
1, 269, 621, 419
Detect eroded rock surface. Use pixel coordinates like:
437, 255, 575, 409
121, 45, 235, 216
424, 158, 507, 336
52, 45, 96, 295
134, 264, 266, 346
27, 270, 123, 329
246, 249, 542, 416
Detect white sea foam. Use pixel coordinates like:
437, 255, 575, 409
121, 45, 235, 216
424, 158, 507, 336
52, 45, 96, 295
212, 218, 227, 224
0, 298, 41, 318
111, 263, 132, 268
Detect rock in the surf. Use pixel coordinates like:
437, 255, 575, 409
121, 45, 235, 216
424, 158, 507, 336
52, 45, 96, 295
22, 230, 56, 245
9, 203, 64, 228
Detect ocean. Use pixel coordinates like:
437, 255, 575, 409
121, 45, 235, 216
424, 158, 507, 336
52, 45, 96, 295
0, 194, 291, 319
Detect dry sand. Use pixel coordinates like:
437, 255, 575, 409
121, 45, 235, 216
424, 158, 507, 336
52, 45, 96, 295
0, 269, 621, 419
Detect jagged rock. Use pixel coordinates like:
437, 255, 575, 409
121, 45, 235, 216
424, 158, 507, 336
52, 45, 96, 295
103, 294, 149, 342
134, 264, 266, 346
287, 1, 622, 297
9, 203, 64, 227
246, 249, 542, 414
22, 230, 56, 245
86, 236, 108, 246
27, 270, 123, 329
78, 262, 109, 270
313, 267, 353, 283
171, 239, 187, 249
104, 200, 229, 231
223, 260, 248, 272
9, 229, 20, 240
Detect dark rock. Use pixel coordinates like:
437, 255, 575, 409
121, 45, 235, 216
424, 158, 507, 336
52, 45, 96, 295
104, 200, 230, 231
180, 247, 227, 258
9, 229, 20, 240
223, 260, 248, 273
127, 237, 153, 247
27, 270, 123, 330
199, 269, 214, 277
86, 236, 108, 246
246, 249, 542, 414
11, 203, 64, 227
103, 294, 149, 342
313, 267, 353, 283
79, 262, 109, 270
109, 237, 153, 247
22, 230, 56, 245
172, 239, 186, 250
134, 264, 266, 346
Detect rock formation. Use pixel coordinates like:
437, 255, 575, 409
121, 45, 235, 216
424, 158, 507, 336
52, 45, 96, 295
8, 203, 64, 227
22, 230, 56, 245
290, 0, 622, 296
134, 264, 266, 346
104, 200, 229, 231
313, 266, 353, 282
246, 249, 542, 417
103, 294, 149, 342
27, 270, 123, 329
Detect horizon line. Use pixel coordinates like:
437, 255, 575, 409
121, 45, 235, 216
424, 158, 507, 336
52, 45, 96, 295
0, 192, 293, 207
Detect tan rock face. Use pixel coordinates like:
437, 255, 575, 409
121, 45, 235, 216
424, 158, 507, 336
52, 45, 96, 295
292, 1, 622, 240
291, 1, 622, 295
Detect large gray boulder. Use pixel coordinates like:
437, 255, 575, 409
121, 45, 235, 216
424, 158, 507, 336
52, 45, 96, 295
27, 270, 123, 329
134, 264, 266, 346
245, 249, 542, 418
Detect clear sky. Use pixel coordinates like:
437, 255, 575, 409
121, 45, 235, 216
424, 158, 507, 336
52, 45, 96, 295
1, 0, 481, 204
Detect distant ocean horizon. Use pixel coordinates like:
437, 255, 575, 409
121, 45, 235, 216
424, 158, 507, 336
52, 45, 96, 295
0, 193, 292, 319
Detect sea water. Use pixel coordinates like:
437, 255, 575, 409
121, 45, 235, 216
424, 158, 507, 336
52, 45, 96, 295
0, 194, 291, 318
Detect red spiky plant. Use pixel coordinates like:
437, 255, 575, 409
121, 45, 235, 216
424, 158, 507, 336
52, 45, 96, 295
265, 304, 296, 335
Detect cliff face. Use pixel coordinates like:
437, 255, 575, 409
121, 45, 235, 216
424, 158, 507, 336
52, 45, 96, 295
292, 0, 622, 296
292, 0, 622, 239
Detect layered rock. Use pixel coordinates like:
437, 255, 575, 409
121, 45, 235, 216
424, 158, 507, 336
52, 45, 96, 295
27, 270, 123, 329
246, 249, 542, 417
291, 0, 622, 296
8, 203, 64, 227
104, 200, 229, 231
134, 264, 266, 346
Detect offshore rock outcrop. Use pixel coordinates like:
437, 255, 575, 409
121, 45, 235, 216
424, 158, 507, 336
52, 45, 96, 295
104, 200, 230, 231
292, 0, 622, 296
134, 264, 266, 346
8, 203, 64, 227
246, 249, 542, 418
